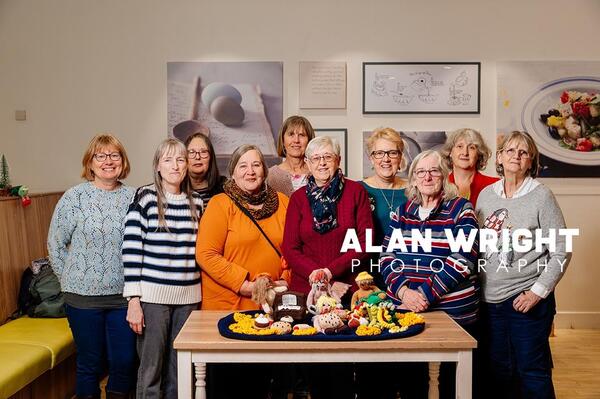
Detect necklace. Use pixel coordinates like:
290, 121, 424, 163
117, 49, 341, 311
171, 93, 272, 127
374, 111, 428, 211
375, 179, 397, 220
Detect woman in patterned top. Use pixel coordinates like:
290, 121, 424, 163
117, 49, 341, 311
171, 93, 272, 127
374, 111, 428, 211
48, 134, 136, 399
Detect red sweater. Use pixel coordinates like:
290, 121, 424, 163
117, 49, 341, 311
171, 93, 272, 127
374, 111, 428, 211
282, 179, 374, 296
449, 171, 499, 207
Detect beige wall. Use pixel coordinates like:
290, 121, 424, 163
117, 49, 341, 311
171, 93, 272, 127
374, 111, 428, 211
1, 0, 599, 326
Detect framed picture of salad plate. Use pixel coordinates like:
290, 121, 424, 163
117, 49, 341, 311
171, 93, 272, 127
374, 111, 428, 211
362, 62, 480, 114
497, 61, 600, 177
315, 129, 348, 174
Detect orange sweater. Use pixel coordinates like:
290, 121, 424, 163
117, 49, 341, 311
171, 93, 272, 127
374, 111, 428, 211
196, 192, 289, 310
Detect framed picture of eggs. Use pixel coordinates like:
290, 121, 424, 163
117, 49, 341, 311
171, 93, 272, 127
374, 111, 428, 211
167, 61, 284, 174
362, 62, 480, 114
315, 128, 348, 174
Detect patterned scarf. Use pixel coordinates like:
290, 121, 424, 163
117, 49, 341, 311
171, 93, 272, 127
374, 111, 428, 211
305, 169, 345, 234
223, 179, 279, 220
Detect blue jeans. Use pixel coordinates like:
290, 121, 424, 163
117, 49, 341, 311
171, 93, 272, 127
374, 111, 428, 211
65, 304, 137, 397
481, 293, 556, 399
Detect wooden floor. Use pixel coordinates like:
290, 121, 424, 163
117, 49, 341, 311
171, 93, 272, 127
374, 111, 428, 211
95, 328, 600, 399
552, 329, 600, 398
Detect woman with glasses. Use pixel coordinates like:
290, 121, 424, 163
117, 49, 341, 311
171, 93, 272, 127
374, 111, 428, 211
48, 134, 136, 399
356, 128, 410, 399
379, 149, 480, 398
359, 128, 408, 288
184, 132, 226, 209
476, 131, 570, 399
123, 138, 202, 399
267, 115, 315, 196
441, 128, 498, 207
282, 136, 373, 399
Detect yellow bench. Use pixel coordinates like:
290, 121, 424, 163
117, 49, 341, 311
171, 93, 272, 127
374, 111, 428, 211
0, 317, 75, 399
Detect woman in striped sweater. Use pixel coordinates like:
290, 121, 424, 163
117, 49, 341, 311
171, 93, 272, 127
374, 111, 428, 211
122, 138, 203, 399
379, 149, 480, 398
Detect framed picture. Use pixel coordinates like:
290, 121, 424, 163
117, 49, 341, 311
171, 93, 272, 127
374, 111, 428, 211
299, 61, 347, 109
363, 62, 480, 114
167, 61, 283, 174
315, 129, 348, 174
362, 130, 448, 179
497, 61, 600, 177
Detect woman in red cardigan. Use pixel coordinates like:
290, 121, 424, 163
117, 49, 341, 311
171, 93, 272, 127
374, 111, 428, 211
441, 128, 499, 207
282, 135, 373, 399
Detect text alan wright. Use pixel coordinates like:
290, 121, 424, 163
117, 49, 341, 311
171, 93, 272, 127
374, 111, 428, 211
342, 227, 579, 272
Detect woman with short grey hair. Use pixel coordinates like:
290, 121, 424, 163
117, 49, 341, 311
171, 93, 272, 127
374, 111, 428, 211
282, 136, 373, 399
378, 149, 480, 398
304, 135, 341, 159
404, 149, 458, 203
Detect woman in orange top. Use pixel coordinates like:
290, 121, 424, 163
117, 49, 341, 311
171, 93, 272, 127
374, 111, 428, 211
197, 144, 289, 311
196, 144, 289, 399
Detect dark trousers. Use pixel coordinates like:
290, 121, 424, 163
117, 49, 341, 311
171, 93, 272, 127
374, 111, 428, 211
65, 304, 137, 397
355, 320, 480, 399
136, 302, 197, 399
481, 293, 556, 399
306, 363, 354, 399
207, 364, 273, 399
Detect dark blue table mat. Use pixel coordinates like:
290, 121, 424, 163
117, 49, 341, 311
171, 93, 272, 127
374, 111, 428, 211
217, 310, 425, 341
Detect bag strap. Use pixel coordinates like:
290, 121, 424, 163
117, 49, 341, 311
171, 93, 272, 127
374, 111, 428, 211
227, 194, 282, 258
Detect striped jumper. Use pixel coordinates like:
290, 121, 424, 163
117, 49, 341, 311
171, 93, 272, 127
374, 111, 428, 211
122, 184, 203, 305
380, 196, 480, 325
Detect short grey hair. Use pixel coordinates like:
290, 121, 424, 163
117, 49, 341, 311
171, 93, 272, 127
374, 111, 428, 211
227, 144, 269, 178
305, 136, 340, 159
441, 128, 493, 171
405, 150, 458, 204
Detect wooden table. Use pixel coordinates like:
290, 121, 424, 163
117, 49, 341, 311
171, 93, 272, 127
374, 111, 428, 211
174, 310, 476, 399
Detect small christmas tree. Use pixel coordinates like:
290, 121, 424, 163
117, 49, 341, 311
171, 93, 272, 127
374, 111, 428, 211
0, 154, 10, 190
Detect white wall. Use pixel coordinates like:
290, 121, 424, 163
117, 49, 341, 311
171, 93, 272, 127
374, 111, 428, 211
1, 0, 599, 326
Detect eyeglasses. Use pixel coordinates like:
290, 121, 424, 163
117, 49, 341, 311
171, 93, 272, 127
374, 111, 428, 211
187, 149, 210, 159
93, 152, 122, 162
503, 148, 531, 159
415, 168, 442, 178
308, 153, 337, 164
371, 150, 401, 159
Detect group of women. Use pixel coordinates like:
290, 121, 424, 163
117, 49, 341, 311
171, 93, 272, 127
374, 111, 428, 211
48, 115, 569, 399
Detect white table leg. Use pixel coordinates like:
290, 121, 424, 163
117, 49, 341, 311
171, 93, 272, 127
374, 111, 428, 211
455, 350, 472, 399
194, 362, 207, 399
428, 361, 441, 399
177, 350, 192, 399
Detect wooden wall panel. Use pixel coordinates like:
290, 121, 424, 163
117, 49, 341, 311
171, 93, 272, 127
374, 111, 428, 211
0, 192, 63, 323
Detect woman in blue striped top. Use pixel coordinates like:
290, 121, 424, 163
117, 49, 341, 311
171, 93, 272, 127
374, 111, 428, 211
379, 149, 480, 399
122, 138, 203, 399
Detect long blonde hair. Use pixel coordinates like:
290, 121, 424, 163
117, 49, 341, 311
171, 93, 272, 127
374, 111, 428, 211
152, 138, 199, 230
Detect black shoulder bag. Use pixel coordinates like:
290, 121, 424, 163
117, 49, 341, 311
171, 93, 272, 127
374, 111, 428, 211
226, 195, 282, 258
